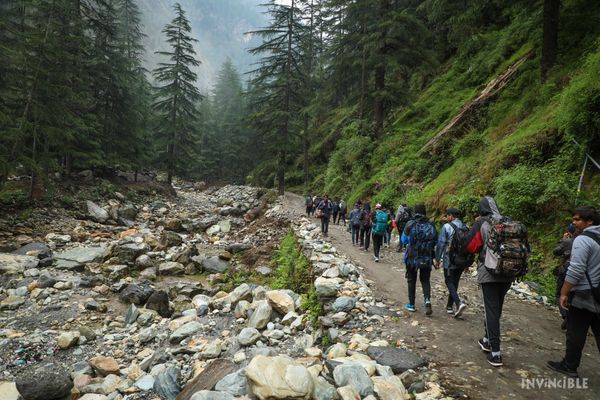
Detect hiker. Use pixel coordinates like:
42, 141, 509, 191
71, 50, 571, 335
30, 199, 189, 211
401, 204, 438, 315
435, 208, 471, 318
553, 223, 577, 329
305, 195, 313, 216
396, 204, 412, 252
548, 206, 600, 378
349, 203, 363, 246
371, 204, 388, 262
465, 196, 529, 367
313, 195, 322, 215
338, 200, 347, 225
316, 195, 333, 237
360, 203, 372, 251
384, 206, 393, 248
332, 199, 340, 225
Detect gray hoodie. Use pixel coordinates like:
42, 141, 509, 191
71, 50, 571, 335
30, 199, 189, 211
566, 225, 600, 313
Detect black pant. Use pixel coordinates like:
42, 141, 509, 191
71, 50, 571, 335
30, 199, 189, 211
444, 267, 463, 308
321, 217, 330, 234
351, 224, 360, 245
332, 211, 338, 223
360, 226, 371, 249
372, 233, 384, 258
563, 305, 600, 370
406, 266, 431, 305
481, 282, 511, 352
339, 211, 346, 225
397, 224, 406, 251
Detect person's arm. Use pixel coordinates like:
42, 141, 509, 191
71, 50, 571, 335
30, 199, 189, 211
564, 237, 591, 290
560, 281, 575, 310
435, 224, 450, 262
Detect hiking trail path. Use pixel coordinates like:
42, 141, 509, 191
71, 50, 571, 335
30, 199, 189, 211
283, 192, 600, 400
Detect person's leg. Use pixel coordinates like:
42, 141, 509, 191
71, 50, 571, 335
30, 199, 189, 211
324, 217, 329, 235
373, 234, 382, 258
420, 267, 432, 302
450, 268, 463, 306
365, 227, 371, 250
406, 267, 417, 305
481, 283, 503, 353
354, 226, 360, 245
444, 268, 458, 308
320, 217, 326, 234
359, 228, 365, 247
563, 306, 592, 370
589, 310, 600, 352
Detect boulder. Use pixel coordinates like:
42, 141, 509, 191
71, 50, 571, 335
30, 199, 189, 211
202, 256, 230, 274
237, 327, 261, 346
54, 247, 106, 270
160, 230, 183, 247
247, 300, 272, 330
119, 283, 154, 305
118, 204, 138, 220
57, 331, 80, 349
314, 277, 341, 298
154, 367, 181, 400
246, 355, 314, 400
15, 363, 73, 400
332, 296, 356, 312
371, 376, 407, 400
333, 364, 374, 397
109, 242, 147, 263
266, 290, 295, 315
86, 201, 109, 223
0, 295, 25, 310
89, 356, 120, 376
158, 261, 185, 275
13, 242, 52, 259
125, 304, 140, 326
146, 290, 172, 317
214, 368, 247, 396
170, 321, 202, 344
366, 347, 426, 374
313, 376, 338, 400
0, 253, 39, 275
176, 359, 236, 400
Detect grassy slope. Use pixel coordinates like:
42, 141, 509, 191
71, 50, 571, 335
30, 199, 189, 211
307, 0, 600, 296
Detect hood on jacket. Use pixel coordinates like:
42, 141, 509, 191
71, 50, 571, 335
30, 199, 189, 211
479, 196, 502, 219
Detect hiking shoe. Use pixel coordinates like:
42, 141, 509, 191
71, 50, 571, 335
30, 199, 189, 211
374, 257, 379, 262
425, 302, 432, 316
487, 353, 503, 367
454, 303, 467, 318
446, 307, 454, 314
478, 338, 491, 353
404, 304, 416, 312
547, 360, 578, 378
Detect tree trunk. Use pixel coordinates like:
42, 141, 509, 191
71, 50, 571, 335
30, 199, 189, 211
303, 119, 309, 190
373, 64, 385, 137
541, 0, 560, 80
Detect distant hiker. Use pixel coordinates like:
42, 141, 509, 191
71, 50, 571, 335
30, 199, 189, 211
338, 200, 347, 225
332, 199, 340, 224
548, 206, 600, 378
383, 207, 393, 248
316, 195, 333, 237
313, 195, 322, 216
435, 208, 471, 318
395, 204, 412, 252
371, 204, 388, 262
401, 204, 438, 315
553, 223, 577, 329
305, 195, 313, 216
360, 203, 372, 251
349, 203, 363, 246
465, 196, 529, 367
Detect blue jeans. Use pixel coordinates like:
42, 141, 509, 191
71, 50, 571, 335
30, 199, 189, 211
444, 267, 463, 308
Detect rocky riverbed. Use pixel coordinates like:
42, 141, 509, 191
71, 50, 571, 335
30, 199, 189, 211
0, 184, 449, 400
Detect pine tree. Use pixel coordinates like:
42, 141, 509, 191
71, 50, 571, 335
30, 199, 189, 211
152, 2, 203, 185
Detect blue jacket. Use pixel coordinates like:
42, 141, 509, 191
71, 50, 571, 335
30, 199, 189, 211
317, 200, 333, 219
435, 219, 465, 269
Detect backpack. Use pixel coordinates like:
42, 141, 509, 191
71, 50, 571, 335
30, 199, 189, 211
339, 201, 347, 212
350, 209, 362, 227
372, 210, 388, 235
449, 222, 475, 268
395, 206, 411, 224
305, 196, 312, 207
362, 211, 372, 228
406, 221, 436, 269
484, 217, 530, 277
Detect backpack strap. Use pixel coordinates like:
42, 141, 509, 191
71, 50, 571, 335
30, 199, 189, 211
449, 222, 457, 232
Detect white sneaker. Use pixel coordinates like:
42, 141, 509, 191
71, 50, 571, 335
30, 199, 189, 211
374, 257, 379, 262
454, 303, 467, 318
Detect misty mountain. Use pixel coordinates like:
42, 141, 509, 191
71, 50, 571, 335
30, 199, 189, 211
139, 0, 268, 91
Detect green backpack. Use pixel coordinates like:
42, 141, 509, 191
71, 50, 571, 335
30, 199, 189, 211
372, 210, 388, 235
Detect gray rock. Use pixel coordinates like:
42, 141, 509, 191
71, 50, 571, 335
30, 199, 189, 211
0, 295, 25, 310
146, 290, 172, 317
408, 381, 426, 394
214, 368, 246, 396
255, 266, 272, 276
237, 328, 261, 346
109, 242, 147, 263
247, 300, 272, 329
0, 253, 39, 275
16, 363, 73, 400
250, 347, 278, 358
137, 311, 155, 326
118, 204, 138, 220
333, 363, 374, 397
86, 201, 109, 223
332, 296, 356, 312
139, 327, 157, 344
13, 242, 52, 259
73, 361, 93, 376
314, 277, 340, 298
314, 376, 338, 400
119, 283, 154, 305
158, 261, 185, 275
367, 306, 394, 317
202, 256, 230, 273
190, 391, 234, 400
135, 254, 154, 269
160, 231, 183, 247
366, 346, 426, 374
38, 273, 57, 288
170, 321, 202, 344
125, 304, 140, 326
153, 367, 181, 400
54, 247, 106, 270
135, 374, 155, 391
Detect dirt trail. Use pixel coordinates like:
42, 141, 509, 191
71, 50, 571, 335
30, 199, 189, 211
284, 193, 600, 400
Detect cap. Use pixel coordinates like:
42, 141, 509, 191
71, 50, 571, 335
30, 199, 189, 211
446, 208, 461, 217
375, 203, 382, 209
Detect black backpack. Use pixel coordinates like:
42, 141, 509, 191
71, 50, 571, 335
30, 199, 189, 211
449, 222, 475, 269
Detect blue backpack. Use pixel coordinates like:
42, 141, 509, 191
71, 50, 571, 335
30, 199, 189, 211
406, 221, 437, 268
372, 210, 388, 235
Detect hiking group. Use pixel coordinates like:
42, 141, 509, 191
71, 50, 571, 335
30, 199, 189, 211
306, 194, 600, 375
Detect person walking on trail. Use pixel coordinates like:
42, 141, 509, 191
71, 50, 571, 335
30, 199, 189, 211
349, 203, 363, 246
553, 223, 577, 330
396, 204, 412, 252
435, 208, 470, 318
338, 200, 347, 225
548, 206, 600, 378
384, 207, 393, 248
332, 199, 340, 225
316, 195, 333, 237
360, 203, 372, 251
464, 196, 524, 368
371, 204, 388, 262
401, 204, 438, 315
305, 195, 313, 216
